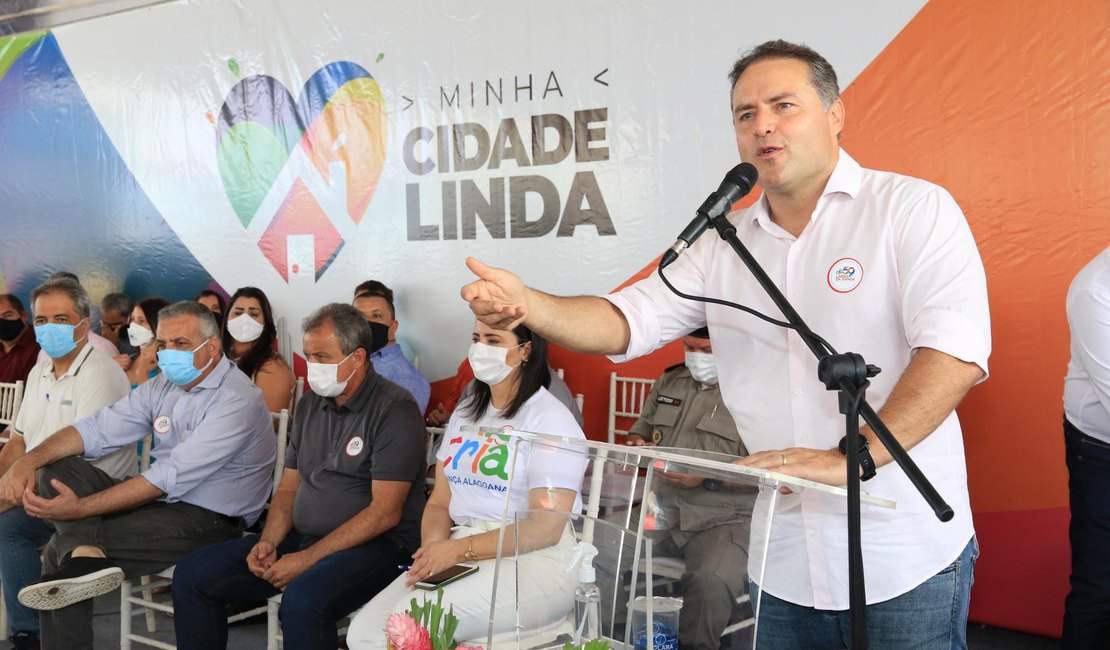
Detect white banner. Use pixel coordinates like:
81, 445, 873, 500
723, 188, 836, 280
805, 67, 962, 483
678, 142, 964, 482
52, 0, 926, 379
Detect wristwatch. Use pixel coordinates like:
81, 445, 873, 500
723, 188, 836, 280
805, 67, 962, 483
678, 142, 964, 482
838, 435, 877, 482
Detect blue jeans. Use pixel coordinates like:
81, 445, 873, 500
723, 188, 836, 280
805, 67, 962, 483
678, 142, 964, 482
1063, 419, 1110, 649
172, 531, 410, 650
0, 507, 54, 636
750, 536, 978, 649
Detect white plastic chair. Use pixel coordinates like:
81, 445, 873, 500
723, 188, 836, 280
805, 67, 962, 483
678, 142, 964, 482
289, 377, 304, 422
0, 381, 22, 639
425, 426, 446, 488
607, 372, 655, 444
119, 409, 290, 649
0, 380, 24, 444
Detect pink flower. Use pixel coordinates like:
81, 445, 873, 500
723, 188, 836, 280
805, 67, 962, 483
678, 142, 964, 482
384, 613, 431, 650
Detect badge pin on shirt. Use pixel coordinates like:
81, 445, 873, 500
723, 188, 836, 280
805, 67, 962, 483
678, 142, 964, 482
652, 430, 663, 444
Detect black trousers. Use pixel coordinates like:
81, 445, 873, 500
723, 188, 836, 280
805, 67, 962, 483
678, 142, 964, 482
1063, 419, 1110, 649
36, 456, 242, 650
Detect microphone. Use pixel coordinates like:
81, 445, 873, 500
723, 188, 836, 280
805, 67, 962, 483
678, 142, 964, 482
660, 162, 758, 269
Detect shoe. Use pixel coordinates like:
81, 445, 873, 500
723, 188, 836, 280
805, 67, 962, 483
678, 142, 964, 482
8, 631, 40, 650
17, 557, 124, 611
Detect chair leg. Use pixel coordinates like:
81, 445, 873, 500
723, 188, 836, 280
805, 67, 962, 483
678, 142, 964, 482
267, 597, 281, 650
140, 574, 157, 632
120, 579, 133, 650
0, 589, 8, 641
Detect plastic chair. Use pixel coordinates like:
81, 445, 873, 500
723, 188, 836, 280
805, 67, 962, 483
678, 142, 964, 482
0, 381, 23, 639
607, 373, 655, 444
425, 426, 445, 488
0, 380, 24, 444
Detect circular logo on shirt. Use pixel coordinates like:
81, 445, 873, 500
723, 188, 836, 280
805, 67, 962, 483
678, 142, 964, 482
827, 258, 863, 293
153, 415, 171, 435
345, 436, 364, 457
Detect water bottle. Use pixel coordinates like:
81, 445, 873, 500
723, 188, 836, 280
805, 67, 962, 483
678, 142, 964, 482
573, 543, 601, 643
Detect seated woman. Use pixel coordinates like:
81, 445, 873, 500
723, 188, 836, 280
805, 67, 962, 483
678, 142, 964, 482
223, 286, 295, 414
348, 321, 587, 647
119, 297, 169, 389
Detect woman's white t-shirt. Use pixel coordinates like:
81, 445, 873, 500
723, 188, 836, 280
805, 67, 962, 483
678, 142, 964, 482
437, 387, 588, 524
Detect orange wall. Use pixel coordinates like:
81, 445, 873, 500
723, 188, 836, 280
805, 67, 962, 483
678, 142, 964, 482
839, 0, 1108, 634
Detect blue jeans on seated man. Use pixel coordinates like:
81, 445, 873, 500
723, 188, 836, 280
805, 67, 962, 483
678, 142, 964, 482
749, 536, 978, 650
172, 530, 410, 650
0, 507, 54, 637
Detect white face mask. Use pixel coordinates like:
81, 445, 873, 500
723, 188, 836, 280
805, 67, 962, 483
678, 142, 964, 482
227, 313, 264, 343
307, 352, 355, 398
468, 341, 524, 386
685, 351, 719, 386
128, 323, 154, 348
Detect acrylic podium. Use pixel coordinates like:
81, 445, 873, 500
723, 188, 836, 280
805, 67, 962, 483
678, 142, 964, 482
459, 427, 896, 650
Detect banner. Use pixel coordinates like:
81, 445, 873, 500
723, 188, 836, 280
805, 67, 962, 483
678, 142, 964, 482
0, 0, 925, 381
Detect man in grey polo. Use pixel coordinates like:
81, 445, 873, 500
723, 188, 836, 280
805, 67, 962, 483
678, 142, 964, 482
172, 303, 427, 650
0, 301, 276, 650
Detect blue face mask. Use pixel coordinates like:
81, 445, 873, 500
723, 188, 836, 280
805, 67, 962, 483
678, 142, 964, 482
34, 319, 87, 359
157, 340, 214, 386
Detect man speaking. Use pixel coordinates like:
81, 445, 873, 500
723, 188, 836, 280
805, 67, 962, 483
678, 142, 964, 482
461, 40, 990, 649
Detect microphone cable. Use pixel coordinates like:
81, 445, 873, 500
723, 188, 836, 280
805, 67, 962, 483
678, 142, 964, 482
657, 262, 840, 357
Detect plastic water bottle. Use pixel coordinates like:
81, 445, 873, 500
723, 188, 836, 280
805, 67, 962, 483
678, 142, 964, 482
573, 543, 601, 643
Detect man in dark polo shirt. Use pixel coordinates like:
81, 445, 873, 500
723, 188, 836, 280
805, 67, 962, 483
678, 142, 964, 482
171, 303, 427, 650
0, 294, 40, 386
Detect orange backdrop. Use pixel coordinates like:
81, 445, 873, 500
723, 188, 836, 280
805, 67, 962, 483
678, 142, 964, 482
430, 0, 1110, 637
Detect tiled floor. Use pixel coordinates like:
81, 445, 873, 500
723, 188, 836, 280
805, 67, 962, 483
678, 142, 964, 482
66, 593, 1064, 649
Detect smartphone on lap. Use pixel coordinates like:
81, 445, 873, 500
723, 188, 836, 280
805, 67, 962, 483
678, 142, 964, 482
414, 563, 478, 590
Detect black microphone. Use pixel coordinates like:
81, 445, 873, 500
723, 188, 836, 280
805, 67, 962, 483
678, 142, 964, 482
660, 162, 758, 269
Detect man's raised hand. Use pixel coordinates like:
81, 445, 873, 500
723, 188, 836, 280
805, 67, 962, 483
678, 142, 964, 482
461, 257, 528, 330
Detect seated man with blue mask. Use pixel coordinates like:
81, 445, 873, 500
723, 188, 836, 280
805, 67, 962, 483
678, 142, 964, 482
0, 301, 276, 650
353, 281, 430, 413
0, 279, 134, 650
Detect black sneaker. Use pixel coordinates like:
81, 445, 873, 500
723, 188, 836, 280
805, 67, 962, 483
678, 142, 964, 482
8, 631, 40, 650
17, 557, 124, 611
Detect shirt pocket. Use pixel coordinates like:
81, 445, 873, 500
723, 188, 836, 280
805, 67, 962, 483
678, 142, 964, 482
649, 403, 682, 428
695, 411, 747, 457
647, 403, 683, 445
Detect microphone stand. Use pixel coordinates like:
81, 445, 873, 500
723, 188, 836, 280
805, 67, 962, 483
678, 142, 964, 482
677, 213, 955, 650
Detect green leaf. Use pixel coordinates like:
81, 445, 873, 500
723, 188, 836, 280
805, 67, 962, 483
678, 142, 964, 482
228, 57, 240, 77
376, 52, 385, 63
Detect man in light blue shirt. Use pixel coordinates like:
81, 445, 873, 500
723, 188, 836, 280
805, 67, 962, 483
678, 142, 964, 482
0, 301, 276, 650
353, 281, 431, 412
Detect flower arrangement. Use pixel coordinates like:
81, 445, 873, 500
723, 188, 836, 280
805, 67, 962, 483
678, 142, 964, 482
384, 588, 484, 650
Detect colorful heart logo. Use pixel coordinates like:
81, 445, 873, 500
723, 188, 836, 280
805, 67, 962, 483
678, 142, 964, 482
216, 61, 386, 281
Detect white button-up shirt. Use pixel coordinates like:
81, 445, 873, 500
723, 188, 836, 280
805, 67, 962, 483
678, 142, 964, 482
1065, 246, 1110, 443
15, 343, 135, 480
606, 150, 991, 609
